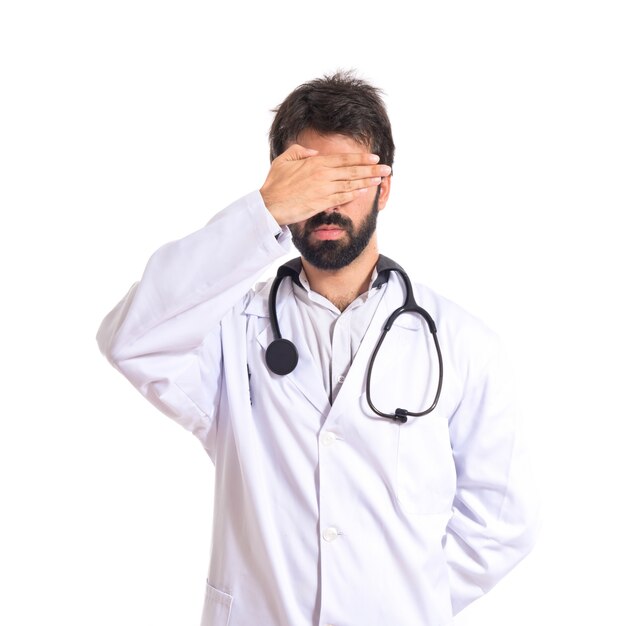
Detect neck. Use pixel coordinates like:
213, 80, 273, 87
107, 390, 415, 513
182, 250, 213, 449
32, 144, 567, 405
301, 237, 379, 312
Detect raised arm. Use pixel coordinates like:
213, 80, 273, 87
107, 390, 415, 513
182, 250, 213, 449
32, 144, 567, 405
97, 147, 388, 450
97, 191, 289, 450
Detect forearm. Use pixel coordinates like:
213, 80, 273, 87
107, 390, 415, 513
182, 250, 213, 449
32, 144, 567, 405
96, 191, 291, 441
97, 191, 289, 364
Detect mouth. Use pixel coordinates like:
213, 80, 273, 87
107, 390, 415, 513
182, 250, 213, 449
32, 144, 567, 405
311, 226, 345, 241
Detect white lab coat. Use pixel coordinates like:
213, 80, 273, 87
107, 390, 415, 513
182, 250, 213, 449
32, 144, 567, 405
98, 191, 539, 626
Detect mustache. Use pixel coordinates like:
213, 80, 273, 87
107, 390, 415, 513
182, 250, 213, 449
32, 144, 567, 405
304, 211, 353, 233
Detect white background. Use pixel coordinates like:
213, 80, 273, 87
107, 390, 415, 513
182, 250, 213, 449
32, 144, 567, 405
1, 1, 624, 624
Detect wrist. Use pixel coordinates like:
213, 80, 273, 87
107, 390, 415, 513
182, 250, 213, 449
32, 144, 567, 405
260, 189, 287, 226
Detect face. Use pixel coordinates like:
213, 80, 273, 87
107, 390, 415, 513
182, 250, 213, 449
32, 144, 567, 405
288, 130, 390, 271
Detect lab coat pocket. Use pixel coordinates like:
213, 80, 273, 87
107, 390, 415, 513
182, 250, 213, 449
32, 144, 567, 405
200, 582, 233, 626
395, 414, 457, 516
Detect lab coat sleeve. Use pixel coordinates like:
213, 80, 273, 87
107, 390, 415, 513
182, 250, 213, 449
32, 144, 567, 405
97, 191, 291, 452
444, 331, 540, 614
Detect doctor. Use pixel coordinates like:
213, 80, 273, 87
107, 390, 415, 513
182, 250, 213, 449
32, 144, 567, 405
98, 71, 538, 626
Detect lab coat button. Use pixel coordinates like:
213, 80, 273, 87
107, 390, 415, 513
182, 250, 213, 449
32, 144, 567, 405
338, 375, 345, 383
321, 432, 337, 447
322, 527, 339, 542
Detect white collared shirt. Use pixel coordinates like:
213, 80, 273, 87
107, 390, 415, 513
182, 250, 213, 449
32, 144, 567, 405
292, 268, 385, 406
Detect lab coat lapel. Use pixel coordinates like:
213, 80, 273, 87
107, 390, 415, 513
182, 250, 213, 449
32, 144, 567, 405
247, 279, 330, 416
283, 329, 332, 416
325, 279, 399, 422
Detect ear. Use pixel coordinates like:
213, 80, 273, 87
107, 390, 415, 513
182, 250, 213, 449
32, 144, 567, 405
377, 174, 392, 211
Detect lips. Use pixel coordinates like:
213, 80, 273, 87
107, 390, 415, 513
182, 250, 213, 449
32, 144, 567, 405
311, 226, 345, 240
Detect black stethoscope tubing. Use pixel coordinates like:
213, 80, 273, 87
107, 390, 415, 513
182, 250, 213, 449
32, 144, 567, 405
364, 268, 443, 423
265, 262, 443, 424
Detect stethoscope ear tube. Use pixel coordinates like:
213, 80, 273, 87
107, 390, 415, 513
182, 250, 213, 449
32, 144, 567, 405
383, 304, 437, 334
365, 314, 443, 423
264, 260, 443, 423
366, 269, 443, 423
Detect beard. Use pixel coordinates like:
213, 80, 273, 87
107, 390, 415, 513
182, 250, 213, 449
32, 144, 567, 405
288, 189, 380, 270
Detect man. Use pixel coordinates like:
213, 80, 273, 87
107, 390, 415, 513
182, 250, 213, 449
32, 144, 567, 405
98, 71, 538, 626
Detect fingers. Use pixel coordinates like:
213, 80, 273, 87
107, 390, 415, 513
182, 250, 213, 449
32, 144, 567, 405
326, 186, 376, 208
284, 146, 387, 170
279, 145, 390, 179
304, 151, 390, 182
280, 144, 319, 161
319, 152, 381, 166
326, 176, 383, 195
326, 163, 391, 182
315, 178, 379, 208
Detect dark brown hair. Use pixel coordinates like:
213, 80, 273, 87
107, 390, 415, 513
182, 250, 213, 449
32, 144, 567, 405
269, 70, 395, 169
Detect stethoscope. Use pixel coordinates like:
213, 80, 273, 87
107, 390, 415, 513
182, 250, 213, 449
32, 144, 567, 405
264, 256, 443, 424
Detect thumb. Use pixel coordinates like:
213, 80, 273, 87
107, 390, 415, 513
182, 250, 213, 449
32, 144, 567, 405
280, 144, 319, 162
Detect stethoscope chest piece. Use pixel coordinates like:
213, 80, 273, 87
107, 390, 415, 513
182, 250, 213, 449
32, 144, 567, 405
265, 338, 299, 375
